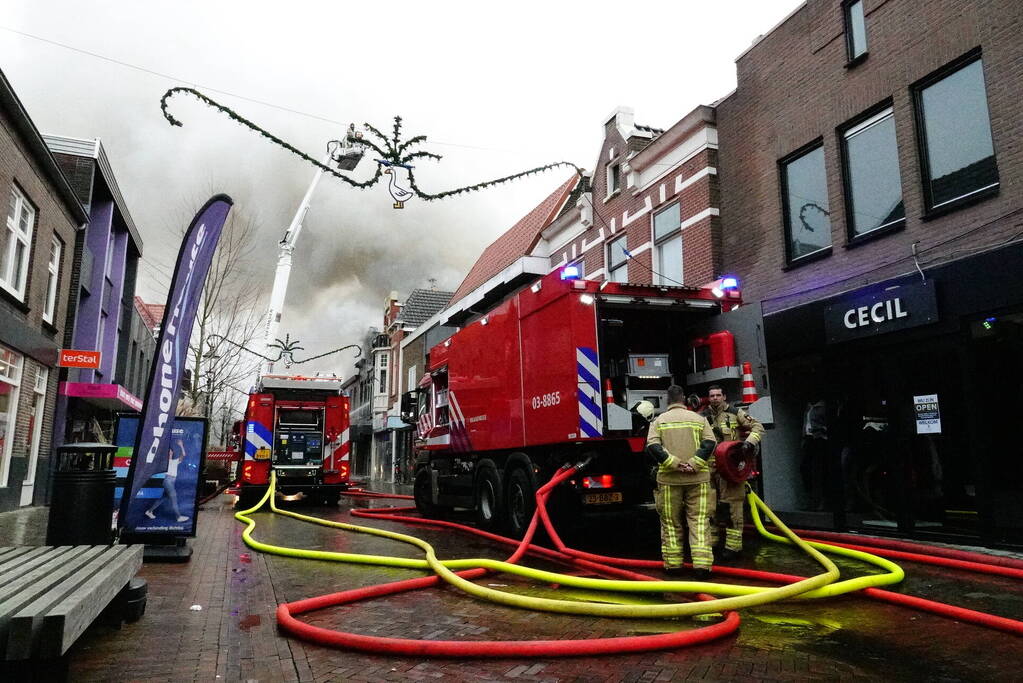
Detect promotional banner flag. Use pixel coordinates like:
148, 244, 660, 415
119, 195, 233, 531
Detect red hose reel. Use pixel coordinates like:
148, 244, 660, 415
714, 440, 757, 484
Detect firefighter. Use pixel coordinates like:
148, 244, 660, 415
702, 384, 764, 561
646, 385, 717, 579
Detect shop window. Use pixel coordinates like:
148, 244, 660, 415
652, 203, 682, 285
913, 52, 999, 214
844, 0, 868, 63
608, 235, 628, 283
841, 106, 905, 241
2, 185, 35, 301
0, 344, 23, 487
42, 236, 62, 324
780, 143, 832, 263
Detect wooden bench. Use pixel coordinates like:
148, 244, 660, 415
0, 545, 144, 678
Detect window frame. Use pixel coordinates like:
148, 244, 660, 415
651, 202, 683, 286
0, 343, 24, 487
779, 138, 833, 267
2, 184, 36, 301
42, 235, 62, 324
912, 49, 1000, 218
839, 101, 906, 246
607, 235, 628, 283
605, 161, 621, 199
843, 0, 868, 66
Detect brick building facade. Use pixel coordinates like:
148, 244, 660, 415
544, 106, 723, 290
715, 0, 1023, 544
0, 68, 88, 511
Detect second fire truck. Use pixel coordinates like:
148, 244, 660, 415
402, 267, 769, 537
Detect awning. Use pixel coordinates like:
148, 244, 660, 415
60, 381, 143, 412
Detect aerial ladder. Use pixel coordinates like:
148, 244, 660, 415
258, 127, 367, 375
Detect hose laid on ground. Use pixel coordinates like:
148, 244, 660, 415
234, 464, 931, 657
352, 487, 1023, 636
793, 537, 1023, 580
790, 529, 1023, 571
242, 467, 845, 617
198, 478, 238, 506
245, 467, 744, 655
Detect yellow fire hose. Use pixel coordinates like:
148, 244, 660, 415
233, 473, 903, 619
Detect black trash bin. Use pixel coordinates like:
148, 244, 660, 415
46, 443, 117, 545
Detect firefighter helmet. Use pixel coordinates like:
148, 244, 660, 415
632, 400, 655, 421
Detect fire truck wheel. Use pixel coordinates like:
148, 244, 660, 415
505, 467, 536, 539
474, 465, 504, 532
413, 469, 438, 518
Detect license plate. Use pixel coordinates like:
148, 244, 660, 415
584, 492, 623, 505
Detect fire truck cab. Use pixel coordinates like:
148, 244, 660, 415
238, 374, 351, 507
402, 267, 770, 537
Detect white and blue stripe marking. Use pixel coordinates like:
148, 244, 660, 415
245, 420, 273, 459
576, 346, 603, 438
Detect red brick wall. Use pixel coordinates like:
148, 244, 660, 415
716, 0, 1023, 313
0, 103, 79, 506
550, 123, 722, 287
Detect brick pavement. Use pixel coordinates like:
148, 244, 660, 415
0, 492, 1017, 682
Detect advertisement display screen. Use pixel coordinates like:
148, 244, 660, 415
114, 413, 206, 536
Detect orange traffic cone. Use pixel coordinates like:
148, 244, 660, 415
741, 362, 759, 404
604, 378, 615, 404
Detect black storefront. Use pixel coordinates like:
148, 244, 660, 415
762, 241, 1023, 548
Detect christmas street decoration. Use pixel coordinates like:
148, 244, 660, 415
160, 87, 583, 208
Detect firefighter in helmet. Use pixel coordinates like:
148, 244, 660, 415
702, 384, 764, 561
645, 385, 717, 579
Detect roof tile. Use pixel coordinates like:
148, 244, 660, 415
450, 175, 579, 302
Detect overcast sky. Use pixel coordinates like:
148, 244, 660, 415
1, 0, 800, 377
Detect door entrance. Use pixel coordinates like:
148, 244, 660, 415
830, 339, 977, 537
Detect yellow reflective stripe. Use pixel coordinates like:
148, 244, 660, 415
657, 421, 706, 430
663, 486, 678, 558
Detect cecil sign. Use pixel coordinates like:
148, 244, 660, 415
825, 280, 938, 343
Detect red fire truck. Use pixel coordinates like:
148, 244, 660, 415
402, 267, 768, 537
238, 374, 351, 507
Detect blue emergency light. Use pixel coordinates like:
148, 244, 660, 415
721, 276, 740, 290
560, 265, 581, 280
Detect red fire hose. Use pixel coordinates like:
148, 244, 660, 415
276, 467, 740, 656
789, 528, 1023, 571
346, 483, 1023, 637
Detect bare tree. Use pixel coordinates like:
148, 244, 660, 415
166, 195, 265, 445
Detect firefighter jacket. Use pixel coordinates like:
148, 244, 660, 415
646, 403, 717, 486
703, 402, 764, 447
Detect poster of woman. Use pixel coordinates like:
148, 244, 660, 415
113, 414, 206, 536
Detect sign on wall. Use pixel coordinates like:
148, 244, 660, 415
58, 349, 101, 368
914, 394, 942, 434
825, 280, 938, 344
